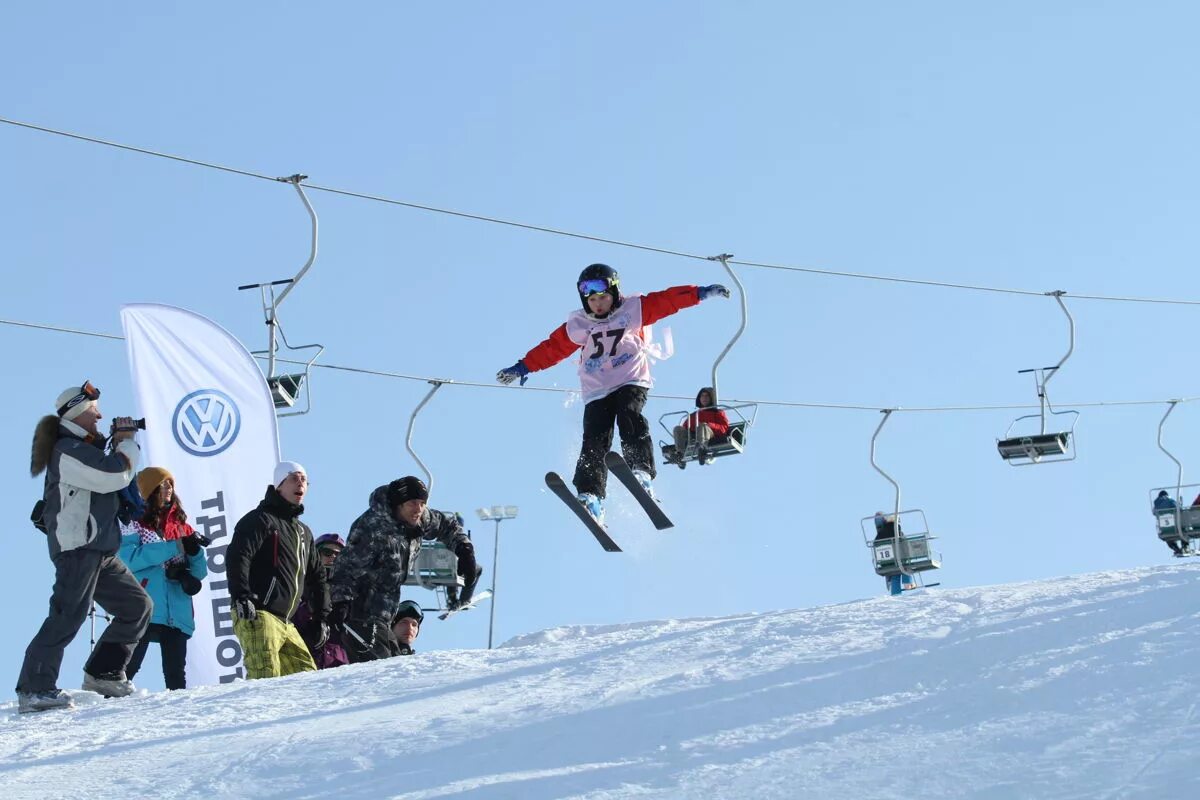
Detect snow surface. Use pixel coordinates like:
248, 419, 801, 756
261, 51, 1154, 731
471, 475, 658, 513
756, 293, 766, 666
2, 565, 1198, 800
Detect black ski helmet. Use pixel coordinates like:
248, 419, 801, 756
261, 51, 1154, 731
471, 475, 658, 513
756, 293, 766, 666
394, 599, 424, 627
577, 263, 622, 313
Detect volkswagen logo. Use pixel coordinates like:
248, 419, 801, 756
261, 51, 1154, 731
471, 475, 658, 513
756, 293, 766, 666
172, 389, 241, 457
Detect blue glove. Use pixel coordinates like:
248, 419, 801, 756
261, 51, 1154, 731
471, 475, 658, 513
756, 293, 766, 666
496, 360, 530, 386
698, 284, 731, 301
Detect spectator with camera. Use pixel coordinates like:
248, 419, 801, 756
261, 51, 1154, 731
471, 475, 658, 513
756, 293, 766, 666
328, 476, 479, 663
118, 467, 209, 690
16, 381, 150, 713
227, 461, 328, 679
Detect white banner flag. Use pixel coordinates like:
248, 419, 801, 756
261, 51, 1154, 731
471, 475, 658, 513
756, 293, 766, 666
121, 303, 280, 685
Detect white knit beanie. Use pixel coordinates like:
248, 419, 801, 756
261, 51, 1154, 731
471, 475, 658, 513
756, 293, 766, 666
274, 461, 307, 488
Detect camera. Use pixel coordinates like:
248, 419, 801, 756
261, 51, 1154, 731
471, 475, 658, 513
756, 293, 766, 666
111, 418, 147, 433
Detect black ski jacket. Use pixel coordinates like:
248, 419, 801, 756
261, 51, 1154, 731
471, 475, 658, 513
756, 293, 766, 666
227, 486, 329, 622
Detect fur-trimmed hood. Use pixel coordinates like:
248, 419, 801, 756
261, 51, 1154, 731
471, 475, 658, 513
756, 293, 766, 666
30, 415, 59, 476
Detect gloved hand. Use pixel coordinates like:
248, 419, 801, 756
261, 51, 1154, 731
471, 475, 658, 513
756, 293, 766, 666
165, 562, 203, 596
181, 533, 203, 556
455, 542, 478, 583
233, 595, 257, 622
496, 360, 530, 386
328, 600, 352, 627
312, 621, 330, 649
698, 284, 731, 301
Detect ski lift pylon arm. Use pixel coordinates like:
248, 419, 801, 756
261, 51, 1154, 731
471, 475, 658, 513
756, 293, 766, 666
870, 409, 901, 521
406, 381, 443, 494
1158, 400, 1184, 532
870, 408, 912, 579
1039, 290, 1074, 396
705, 253, 747, 403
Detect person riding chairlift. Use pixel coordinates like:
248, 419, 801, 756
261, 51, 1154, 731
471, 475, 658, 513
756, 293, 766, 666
665, 387, 730, 466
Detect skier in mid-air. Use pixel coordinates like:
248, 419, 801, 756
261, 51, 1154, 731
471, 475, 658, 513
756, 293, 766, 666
496, 263, 729, 523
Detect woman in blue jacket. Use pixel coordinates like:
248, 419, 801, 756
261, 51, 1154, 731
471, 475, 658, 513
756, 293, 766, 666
119, 467, 208, 690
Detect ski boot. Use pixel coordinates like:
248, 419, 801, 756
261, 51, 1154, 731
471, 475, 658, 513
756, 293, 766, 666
632, 470, 656, 500
577, 492, 605, 525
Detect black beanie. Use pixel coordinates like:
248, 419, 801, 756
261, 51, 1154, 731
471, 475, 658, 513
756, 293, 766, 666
387, 476, 429, 508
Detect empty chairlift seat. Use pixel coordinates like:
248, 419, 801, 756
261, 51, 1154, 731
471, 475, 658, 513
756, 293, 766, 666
997, 431, 1070, 463
402, 540, 464, 591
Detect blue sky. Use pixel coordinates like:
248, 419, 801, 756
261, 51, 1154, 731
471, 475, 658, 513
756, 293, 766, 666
3, 3, 1200, 692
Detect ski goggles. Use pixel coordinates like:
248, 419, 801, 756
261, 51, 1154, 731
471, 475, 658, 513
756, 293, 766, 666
578, 278, 615, 297
57, 380, 100, 416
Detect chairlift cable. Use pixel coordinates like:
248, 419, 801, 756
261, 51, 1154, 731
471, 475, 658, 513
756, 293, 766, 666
5, 315, 1200, 413
7, 115, 1200, 307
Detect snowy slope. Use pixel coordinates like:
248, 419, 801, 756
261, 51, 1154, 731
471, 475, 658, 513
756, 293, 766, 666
2, 565, 1198, 800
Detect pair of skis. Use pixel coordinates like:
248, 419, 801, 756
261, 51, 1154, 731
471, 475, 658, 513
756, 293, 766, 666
545, 452, 673, 552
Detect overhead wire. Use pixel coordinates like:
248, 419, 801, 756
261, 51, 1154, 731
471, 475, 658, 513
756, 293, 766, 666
5, 115, 1200, 307
3, 316, 1197, 413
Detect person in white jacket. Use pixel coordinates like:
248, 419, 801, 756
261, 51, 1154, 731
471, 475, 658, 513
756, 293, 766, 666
16, 381, 151, 713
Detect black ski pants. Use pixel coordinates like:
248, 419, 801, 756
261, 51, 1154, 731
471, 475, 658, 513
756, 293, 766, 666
125, 622, 190, 690
17, 550, 151, 693
573, 384, 656, 498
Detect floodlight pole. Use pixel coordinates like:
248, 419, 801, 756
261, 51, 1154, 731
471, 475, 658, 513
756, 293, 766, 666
477, 506, 517, 649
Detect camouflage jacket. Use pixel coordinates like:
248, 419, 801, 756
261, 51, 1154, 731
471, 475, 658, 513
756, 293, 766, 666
329, 485, 468, 623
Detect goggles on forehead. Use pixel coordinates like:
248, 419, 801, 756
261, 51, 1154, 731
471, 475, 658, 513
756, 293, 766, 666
58, 380, 100, 417
578, 278, 615, 297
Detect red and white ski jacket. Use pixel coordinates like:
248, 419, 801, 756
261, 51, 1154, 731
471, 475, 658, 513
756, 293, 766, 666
522, 286, 700, 404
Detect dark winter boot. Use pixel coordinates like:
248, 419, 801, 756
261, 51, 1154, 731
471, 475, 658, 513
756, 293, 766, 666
17, 689, 74, 714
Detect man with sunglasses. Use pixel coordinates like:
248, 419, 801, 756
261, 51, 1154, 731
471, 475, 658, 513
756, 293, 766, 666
18, 381, 150, 713
496, 263, 729, 524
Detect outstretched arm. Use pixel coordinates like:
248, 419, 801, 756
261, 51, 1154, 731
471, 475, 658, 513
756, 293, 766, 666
498, 324, 580, 384
641, 286, 702, 325
522, 324, 580, 372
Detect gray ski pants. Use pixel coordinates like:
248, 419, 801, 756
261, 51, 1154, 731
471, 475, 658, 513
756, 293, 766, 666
16, 550, 151, 693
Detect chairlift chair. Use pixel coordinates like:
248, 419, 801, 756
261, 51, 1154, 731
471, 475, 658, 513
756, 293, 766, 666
402, 539, 466, 609
238, 175, 325, 417
864, 409, 942, 593
658, 402, 758, 469
1149, 401, 1200, 555
859, 510, 942, 578
997, 291, 1079, 466
1148, 485, 1200, 552
657, 253, 759, 469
